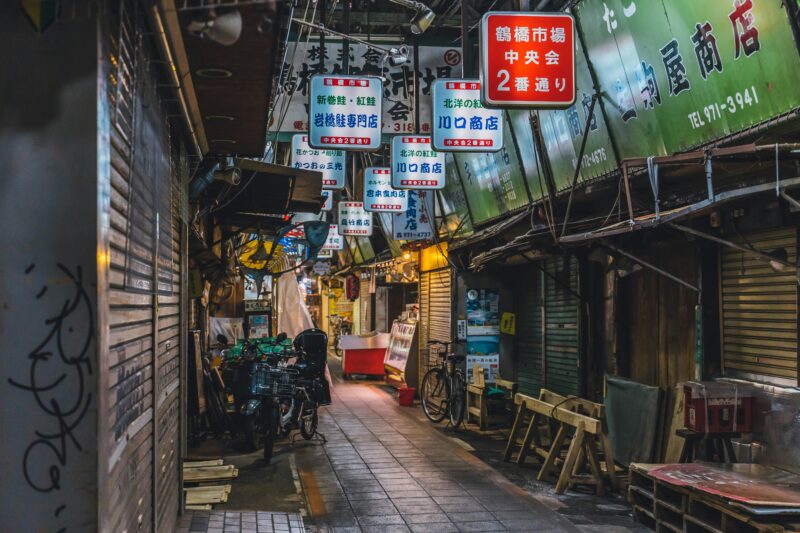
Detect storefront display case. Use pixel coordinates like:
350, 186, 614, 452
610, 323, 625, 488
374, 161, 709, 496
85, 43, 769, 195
384, 319, 420, 390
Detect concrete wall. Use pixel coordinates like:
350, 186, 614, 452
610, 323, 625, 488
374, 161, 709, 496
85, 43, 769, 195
0, 8, 100, 531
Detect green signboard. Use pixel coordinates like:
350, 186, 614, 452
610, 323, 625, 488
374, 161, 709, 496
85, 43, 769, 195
439, 154, 474, 238
357, 237, 376, 262
376, 212, 405, 257
453, 118, 530, 225
537, 32, 618, 192
576, 0, 800, 158
507, 110, 547, 202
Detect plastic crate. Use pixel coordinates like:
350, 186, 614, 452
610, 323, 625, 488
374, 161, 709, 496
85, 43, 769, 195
683, 381, 753, 433
255, 366, 301, 397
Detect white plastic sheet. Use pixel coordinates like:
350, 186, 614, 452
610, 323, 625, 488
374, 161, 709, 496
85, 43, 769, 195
276, 272, 314, 338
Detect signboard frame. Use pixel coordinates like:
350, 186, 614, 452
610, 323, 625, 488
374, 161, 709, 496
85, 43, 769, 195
391, 135, 447, 189
431, 79, 504, 153
308, 74, 383, 151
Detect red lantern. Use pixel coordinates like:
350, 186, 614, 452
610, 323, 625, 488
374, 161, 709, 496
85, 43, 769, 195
345, 274, 360, 301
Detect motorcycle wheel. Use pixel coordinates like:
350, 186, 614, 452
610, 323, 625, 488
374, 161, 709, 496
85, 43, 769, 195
263, 404, 279, 464
242, 415, 259, 452
299, 404, 319, 440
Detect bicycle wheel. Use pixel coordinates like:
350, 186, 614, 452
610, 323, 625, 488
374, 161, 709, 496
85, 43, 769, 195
449, 370, 466, 428
420, 368, 450, 423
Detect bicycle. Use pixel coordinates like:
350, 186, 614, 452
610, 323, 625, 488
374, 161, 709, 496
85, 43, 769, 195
420, 340, 466, 427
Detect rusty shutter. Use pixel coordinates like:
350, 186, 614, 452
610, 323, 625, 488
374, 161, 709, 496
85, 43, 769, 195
721, 227, 798, 384
419, 268, 452, 375
105, 2, 182, 531
516, 268, 543, 396
543, 256, 581, 396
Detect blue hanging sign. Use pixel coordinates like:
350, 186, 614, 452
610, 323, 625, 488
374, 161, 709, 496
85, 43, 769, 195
364, 167, 408, 213
390, 136, 446, 190
432, 79, 504, 152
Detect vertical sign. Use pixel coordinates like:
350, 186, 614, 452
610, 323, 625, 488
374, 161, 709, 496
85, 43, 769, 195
364, 167, 408, 212
392, 190, 435, 241
323, 224, 344, 250
291, 134, 346, 189
309, 74, 383, 150
391, 136, 447, 189
480, 12, 576, 108
321, 190, 333, 211
337, 202, 373, 236
432, 80, 504, 151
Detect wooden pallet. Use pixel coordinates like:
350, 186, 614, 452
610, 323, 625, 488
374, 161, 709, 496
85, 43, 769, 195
184, 484, 232, 505
629, 464, 800, 533
183, 464, 239, 483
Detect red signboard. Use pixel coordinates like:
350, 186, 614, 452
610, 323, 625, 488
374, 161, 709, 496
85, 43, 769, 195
480, 12, 575, 108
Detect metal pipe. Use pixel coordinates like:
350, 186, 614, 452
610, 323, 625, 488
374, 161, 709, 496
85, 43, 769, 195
560, 93, 598, 238
605, 243, 700, 293
780, 190, 800, 210
670, 223, 795, 269
292, 17, 396, 53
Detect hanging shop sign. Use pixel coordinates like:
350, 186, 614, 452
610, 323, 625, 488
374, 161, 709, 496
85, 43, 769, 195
291, 134, 346, 189
363, 167, 408, 212
431, 80, 504, 151
337, 202, 373, 236
480, 12, 576, 108
323, 224, 344, 250
312, 261, 331, 275
268, 38, 463, 139
318, 248, 333, 258
308, 74, 382, 150
321, 189, 333, 211
390, 136, 446, 189
392, 190, 434, 241
575, 0, 800, 157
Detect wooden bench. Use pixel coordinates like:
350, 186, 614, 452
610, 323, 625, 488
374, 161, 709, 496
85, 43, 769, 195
503, 389, 618, 495
466, 366, 517, 430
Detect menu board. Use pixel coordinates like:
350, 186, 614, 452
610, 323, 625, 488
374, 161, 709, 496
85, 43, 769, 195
384, 320, 417, 373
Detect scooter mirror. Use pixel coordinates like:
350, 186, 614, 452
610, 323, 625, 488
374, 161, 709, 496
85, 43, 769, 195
276, 332, 288, 343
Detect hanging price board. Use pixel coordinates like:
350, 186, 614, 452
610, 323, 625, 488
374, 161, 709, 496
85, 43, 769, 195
480, 12, 575, 108
363, 167, 408, 212
291, 134, 346, 189
392, 190, 435, 241
309, 74, 383, 150
323, 224, 344, 250
432, 80, 504, 151
337, 202, 373, 236
321, 190, 333, 211
390, 136, 446, 189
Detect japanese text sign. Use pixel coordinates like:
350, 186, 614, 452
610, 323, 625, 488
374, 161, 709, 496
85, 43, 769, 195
480, 12, 576, 108
364, 167, 408, 212
291, 134, 346, 189
392, 190, 435, 241
337, 202, 373, 236
323, 224, 344, 250
432, 80, 504, 151
321, 189, 333, 211
391, 136, 446, 189
309, 74, 382, 150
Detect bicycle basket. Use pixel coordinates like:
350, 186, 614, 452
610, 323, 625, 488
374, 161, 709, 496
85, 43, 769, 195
254, 366, 300, 397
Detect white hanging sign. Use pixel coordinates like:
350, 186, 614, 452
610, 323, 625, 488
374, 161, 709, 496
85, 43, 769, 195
392, 190, 435, 241
337, 202, 373, 236
318, 249, 333, 258
291, 134, 346, 189
321, 189, 333, 211
323, 224, 345, 250
364, 167, 408, 213
431, 79, 503, 152
308, 74, 382, 150
390, 136, 446, 190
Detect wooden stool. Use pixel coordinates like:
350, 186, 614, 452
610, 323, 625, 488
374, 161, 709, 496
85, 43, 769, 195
676, 429, 741, 463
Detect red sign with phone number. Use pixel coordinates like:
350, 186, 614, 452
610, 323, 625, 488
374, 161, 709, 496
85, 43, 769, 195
480, 12, 575, 108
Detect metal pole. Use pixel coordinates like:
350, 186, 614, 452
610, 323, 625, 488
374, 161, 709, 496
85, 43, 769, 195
461, 0, 471, 78
670, 223, 795, 269
342, 0, 350, 73
559, 93, 598, 239
413, 35, 420, 134
605, 243, 700, 293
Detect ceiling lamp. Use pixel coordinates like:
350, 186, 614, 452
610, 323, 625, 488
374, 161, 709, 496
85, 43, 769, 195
388, 46, 409, 67
389, 0, 436, 35
186, 10, 243, 46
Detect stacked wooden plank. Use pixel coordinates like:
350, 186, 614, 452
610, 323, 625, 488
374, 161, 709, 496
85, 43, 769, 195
629, 463, 800, 532
183, 459, 238, 509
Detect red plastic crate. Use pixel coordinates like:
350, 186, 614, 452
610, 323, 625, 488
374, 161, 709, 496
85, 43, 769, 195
683, 381, 753, 433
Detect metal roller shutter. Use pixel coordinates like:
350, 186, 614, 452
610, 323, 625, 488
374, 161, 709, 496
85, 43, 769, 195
543, 257, 580, 396
419, 268, 452, 375
721, 227, 798, 384
105, 2, 182, 530
515, 270, 543, 396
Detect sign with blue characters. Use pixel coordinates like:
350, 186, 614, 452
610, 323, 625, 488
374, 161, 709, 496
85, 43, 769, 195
432, 79, 504, 152
309, 74, 382, 151
337, 202, 373, 236
363, 167, 408, 213
291, 134, 346, 189
390, 136, 446, 190
321, 190, 333, 211
392, 190, 435, 241
323, 224, 344, 250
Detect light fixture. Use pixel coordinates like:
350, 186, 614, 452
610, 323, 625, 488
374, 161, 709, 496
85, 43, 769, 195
403, 251, 411, 260
388, 46, 409, 67
186, 10, 242, 46
389, 0, 436, 35
196, 68, 233, 78
766, 247, 789, 272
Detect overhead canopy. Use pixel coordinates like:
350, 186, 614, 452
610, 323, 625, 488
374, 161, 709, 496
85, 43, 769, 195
213, 158, 324, 235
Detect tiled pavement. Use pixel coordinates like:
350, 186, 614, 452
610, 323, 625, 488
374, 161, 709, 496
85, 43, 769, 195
293, 381, 580, 533
176, 510, 305, 533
